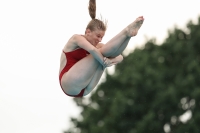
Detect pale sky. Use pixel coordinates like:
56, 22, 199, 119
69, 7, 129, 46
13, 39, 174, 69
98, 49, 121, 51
0, 0, 199, 133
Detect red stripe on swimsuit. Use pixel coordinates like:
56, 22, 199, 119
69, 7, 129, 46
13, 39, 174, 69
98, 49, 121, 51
59, 48, 89, 97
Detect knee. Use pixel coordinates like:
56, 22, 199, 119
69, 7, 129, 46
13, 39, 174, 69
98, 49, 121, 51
117, 55, 124, 63
119, 55, 124, 62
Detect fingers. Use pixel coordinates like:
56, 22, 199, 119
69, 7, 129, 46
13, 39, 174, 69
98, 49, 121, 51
103, 57, 113, 68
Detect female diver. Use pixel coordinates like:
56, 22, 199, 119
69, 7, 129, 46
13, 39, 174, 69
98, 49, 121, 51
59, 0, 144, 97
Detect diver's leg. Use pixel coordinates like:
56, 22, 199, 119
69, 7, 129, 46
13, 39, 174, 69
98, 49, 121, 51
83, 64, 105, 96
60, 54, 104, 96
100, 16, 144, 57
107, 37, 131, 57
60, 52, 123, 96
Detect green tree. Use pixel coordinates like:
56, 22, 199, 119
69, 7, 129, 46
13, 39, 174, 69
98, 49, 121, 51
65, 16, 200, 133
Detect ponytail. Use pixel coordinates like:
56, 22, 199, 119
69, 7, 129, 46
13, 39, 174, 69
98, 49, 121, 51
88, 0, 96, 19
86, 0, 107, 31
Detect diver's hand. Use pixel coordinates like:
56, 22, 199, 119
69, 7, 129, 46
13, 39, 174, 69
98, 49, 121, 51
103, 57, 113, 68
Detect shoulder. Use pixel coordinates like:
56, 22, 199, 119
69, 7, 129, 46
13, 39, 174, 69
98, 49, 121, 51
71, 34, 81, 38
63, 34, 82, 51
68, 34, 85, 46
70, 34, 85, 42
69, 34, 97, 52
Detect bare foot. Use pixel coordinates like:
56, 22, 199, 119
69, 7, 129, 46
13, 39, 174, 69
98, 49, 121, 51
127, 16, 144, 37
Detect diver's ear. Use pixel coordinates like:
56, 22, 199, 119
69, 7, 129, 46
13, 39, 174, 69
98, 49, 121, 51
85, 29, 91, 35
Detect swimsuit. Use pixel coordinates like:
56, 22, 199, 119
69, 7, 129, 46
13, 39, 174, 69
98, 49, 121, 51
59, 48, 89, 97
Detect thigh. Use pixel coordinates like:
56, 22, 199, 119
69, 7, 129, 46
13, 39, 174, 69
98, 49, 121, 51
61, 54, 102, 95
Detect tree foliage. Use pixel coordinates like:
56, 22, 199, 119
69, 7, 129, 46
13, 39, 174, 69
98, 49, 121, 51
65, 16, 200, 133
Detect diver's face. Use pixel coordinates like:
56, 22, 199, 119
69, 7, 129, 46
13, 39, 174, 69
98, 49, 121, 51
85, 29, 105, 46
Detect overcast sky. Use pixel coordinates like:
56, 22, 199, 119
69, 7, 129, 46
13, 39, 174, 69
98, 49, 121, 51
0, 0, 200, 133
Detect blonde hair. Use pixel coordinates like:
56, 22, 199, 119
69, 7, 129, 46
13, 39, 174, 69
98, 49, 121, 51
86, 0, 107, 31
